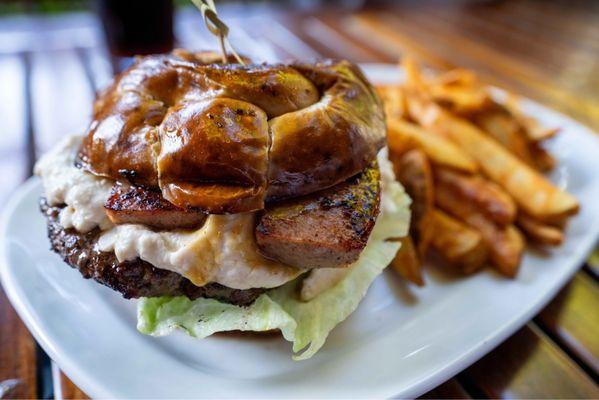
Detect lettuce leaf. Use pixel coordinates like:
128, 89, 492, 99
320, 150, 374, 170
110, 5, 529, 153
137, 178, 410, 360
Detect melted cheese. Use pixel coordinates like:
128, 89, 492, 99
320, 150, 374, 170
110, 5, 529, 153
35, 136, 113, 232
35, 136, 396, 290
35, 136, 302, 289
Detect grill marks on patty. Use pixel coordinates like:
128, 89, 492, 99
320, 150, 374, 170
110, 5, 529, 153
256, 164, 381, 269
105, 184, 207, 229
41, 199, 263, 305
101, 164, 382, 270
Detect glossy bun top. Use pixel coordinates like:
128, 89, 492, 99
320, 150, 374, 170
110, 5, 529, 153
78, 50, 385, 213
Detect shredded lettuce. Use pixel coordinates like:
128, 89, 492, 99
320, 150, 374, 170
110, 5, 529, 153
137, 178, 410, 360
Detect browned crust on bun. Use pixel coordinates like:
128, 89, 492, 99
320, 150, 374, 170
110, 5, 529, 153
78, 50, 385, 214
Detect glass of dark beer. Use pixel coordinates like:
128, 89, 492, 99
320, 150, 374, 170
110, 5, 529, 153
98, 0, 174, 57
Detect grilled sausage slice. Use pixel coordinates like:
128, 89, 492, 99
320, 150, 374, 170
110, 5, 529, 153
104, 184, 206, 230
256, 164, 380, 269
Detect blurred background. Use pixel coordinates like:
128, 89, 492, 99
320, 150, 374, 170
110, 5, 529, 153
0, 0, 597, 205
0, 1, 598, 399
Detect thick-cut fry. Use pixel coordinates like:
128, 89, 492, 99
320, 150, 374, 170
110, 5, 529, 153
390, 236, 424, 286
473, 109, 535, 166
387, 118, 478, 173
504, 99, 559, 142
402, 56, 424, 87
429, 210, 488, 274
429, 68, 477, 87
392, 149, 434, 255
429, 85, 490, 115
529, 142, 556, 172
386, 56, 578, 281
411, 99, 579, 221
376, 85, 406, 120
393, 149, 434, 225
435, 168, 516, 226
520, 117, 559, 142
435, 183, 525, 277
517, 213, 564, 246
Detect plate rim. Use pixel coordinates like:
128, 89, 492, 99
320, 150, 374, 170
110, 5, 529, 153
1, 63, 598, 398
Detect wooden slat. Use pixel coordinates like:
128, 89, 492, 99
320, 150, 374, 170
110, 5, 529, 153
456, 4, 599, 101
386, 6, 599, 112
419, 378, 472, 399
54, 368, 89, 400
341, 13, 454, 70
59, 375, 88, 400
466, 2, 599, 53
30, 48, 94, 153
0, 50, 37, 400
462, 324, 599, 398
0, 289, 37, 399
314, 14, 395, 63
176, 9, 282, 62
536, 272, 599, 376
424, 10, 595, 127
421, 4, 592, 75
341, 10, 599, 131
255, 18, 323, 60
282, 14, 389, 63
508, 1, 599, 41
0, 54, 28, 206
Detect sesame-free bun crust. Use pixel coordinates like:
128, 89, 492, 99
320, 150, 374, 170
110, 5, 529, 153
78, 50, 385, 213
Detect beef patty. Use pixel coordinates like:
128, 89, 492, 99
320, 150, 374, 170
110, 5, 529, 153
41, 200, 264, 306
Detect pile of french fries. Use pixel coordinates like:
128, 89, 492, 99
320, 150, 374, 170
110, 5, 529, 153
379, 58, 580, 284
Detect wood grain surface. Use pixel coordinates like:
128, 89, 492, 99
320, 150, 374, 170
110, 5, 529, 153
537, 273, 599, 376
55, 369, 88, 400
0, 1, 597, 398
0, 290, 37, 399
462, 324, 599, 398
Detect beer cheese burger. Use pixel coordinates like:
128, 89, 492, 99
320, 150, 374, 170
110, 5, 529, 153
35, 50, 410, 359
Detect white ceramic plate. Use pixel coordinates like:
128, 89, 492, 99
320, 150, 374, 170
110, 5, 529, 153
1, 64, 599, 399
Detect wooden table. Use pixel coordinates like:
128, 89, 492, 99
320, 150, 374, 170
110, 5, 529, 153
1, 1, 598, 398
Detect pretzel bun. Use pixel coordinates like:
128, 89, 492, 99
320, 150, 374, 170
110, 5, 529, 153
78, 50, 385, 213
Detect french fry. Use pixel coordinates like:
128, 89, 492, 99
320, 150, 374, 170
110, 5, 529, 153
429, 85, 491, 115
429, 68, 478, 87
520, 117, 559, 142
393, 149, 434, 225
387, 118, 478, 173
504, 98, 559, 142
376, 85, 406, 120
434, 168, 517, 226
411, 99, 579, 221
529, 142, 557, 172
416, 210, 436, 258
517, 213, 564, 246
473, 109, 536, 166
541, 213, 569, 230
387, 56, 578, 280
390, 236, 424, 286
429, 210, 488, 274
392, 149, 435, 255
403, 56, 425, 87
435, 182, 525, 277
402, 59, 491, 114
